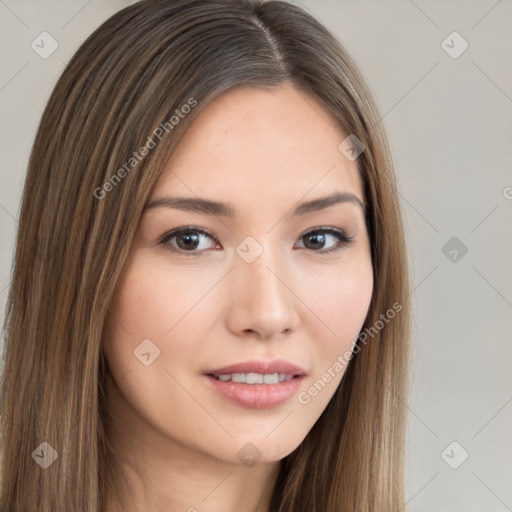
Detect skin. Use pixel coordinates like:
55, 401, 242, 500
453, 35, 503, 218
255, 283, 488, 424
102, 82, 373, 512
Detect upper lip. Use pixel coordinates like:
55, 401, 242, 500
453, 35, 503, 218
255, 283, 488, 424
204, 359, 307, 377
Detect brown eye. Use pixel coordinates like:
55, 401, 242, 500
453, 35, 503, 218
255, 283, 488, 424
296, 228, 354, 254
159, 227, 218, 256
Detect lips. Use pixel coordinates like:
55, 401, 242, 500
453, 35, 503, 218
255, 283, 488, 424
203, 359, 307, 378
202, 358, 307, 408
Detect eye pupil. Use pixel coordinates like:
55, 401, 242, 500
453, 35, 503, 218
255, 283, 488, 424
177, 232, 200, 250
305, 233, 326, 250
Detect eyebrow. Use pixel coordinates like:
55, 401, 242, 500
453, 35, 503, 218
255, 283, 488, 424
145, 191, 365, 217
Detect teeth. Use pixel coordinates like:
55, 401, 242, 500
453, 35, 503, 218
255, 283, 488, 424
214, 373, 294, 384
263, 374, 278, 384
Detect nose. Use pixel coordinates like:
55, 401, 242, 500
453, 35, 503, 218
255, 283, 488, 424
225, 245, 300, 340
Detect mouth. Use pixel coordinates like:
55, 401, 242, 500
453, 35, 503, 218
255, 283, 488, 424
202, 359, 307, 409
206, 372, 299, 384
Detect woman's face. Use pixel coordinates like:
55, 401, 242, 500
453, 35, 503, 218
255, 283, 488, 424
103, 83, 373, 466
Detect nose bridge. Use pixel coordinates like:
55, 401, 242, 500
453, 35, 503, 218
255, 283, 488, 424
227, 236, 298, 338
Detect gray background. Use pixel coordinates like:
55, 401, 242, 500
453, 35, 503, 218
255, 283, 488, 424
1, 1, 511, 510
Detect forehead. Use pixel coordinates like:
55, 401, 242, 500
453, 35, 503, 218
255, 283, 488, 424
152, 83, 364, 209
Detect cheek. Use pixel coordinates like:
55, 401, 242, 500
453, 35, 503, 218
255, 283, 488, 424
301, 256, 373, 346
102, 253, 220, 383
333, 264, 373, 338
101, 257, 208, 432
106, 254, 207, 338
298, 259, 373, 404
293, 257, 373, 413
102, 257, 174, 375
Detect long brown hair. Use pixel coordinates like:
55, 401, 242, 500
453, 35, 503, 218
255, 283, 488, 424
0, 0, 410, 510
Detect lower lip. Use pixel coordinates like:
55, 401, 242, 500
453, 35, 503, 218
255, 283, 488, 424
203, 375, 304, 409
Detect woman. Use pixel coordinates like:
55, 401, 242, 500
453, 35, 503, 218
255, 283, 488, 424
0, 0, 410, 510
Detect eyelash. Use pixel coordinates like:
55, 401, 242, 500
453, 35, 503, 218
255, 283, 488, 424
158, 225, 355, 257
